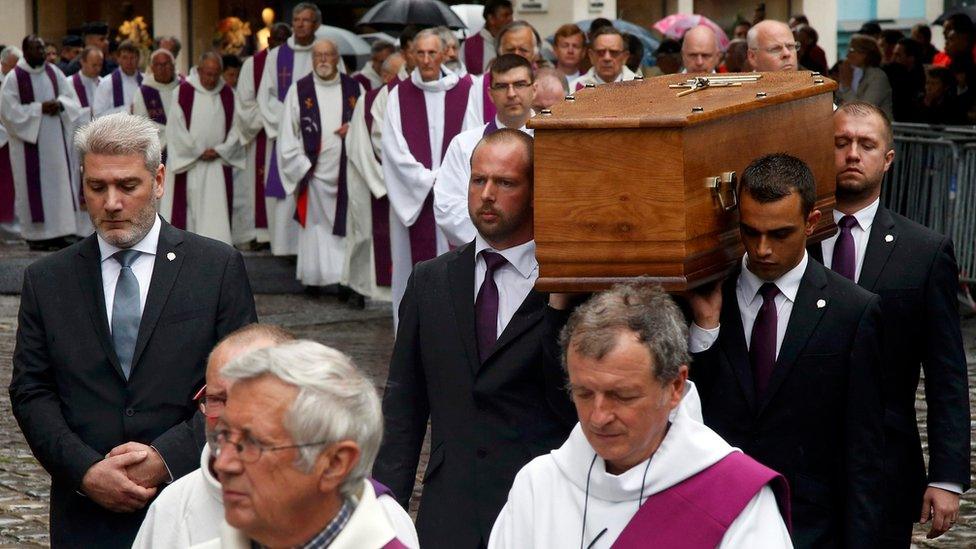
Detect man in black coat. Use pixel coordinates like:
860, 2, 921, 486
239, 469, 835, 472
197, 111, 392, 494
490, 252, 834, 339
9, 113, 257, 548
372, 129, 575, 548
811, 102, 970, 545
688, 153, 885, 548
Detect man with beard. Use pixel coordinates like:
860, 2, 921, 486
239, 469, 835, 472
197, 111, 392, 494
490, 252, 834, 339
374, 129, 576, 548
9, 112, 256, 548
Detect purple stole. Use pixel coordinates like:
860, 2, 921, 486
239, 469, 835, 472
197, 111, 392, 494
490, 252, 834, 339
71, 73, 90, 108
111, 68, 143, 108
0, 144, 13, 223
464, 33, 485, 76
170, 81, 235, 230
14, 64, 69, 223
364, 87, 392, 287
368, 479, 408, 549
352, 72, 372, 92
293, 73, 360, 234
481, 74, 496, 124
397, 75, 472, 263
264, 43, 295, 199
483, 118, 499, 137
252, 49, 269, 229
611, 452, 792, 549
139, 85, 167, 124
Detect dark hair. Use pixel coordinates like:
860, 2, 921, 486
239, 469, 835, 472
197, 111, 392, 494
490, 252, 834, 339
655, 38, 681, 56
490, 53, 534, 80
221, 54, 242, 70
912, 23, 932, 42
400, 25, 419, 50
371, 40, 395, 56
858, 21, 882, 37
739, 153, 817, 215
590, 18, 614, 36
483, 0, 513, 19
926, 66, 956, 90
790, 14, 809, 26
848, 34, 882, 67
796, 25, 819, 44
895, 37, 922, 60
590, 25, 625, 45
947, 13, 976, 36
117, 40, 140, 56
837, 101, 893, 149
880, 29, 904, 46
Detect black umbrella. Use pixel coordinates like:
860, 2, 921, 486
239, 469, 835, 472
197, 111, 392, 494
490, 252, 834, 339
934, 5, 976, 25
357, 0, 467, 31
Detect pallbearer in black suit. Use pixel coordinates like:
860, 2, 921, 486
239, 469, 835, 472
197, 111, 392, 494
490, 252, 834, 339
373, 129, 575, 548
688, 153, 886, 548
812, 102, 970, 545
9, 113, 257, 548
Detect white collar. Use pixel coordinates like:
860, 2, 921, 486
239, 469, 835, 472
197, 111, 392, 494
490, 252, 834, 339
200, 444, 222, 501
16, 58, 48, 75
314, 71, 341, 87
410, 67, 460, 92
117, 68, 140, 80
186, 72, 225, 95
142, 72, 179, 90
493, 114, 532, 131
739, 250, 808, 304
287, 36, 315, 52
833, 197, 879, 231
474, 236, 537, 280
97, 214, 162, 263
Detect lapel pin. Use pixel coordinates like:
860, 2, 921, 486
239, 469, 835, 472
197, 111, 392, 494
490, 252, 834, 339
167, 252, 176, 261
816, 299, 826, 309
885, 234, 894, 243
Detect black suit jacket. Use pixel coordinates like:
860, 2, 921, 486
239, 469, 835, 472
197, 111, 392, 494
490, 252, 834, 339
9, 220, 257, 548
810, 206, 971, 530
372, 242, 575, 548
690, 259, 885, 549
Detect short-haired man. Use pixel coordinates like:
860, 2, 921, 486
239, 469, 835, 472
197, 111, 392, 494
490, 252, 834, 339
463, 0, 513, 75
571, 26, 638, 89
354, 41, 396, 91
688, 153, 885, 547
130, 49, 178, 183
57, 34, 83, 73
374, 129, 575, 547
199, 341, 417, 548
221, 55, 242, 88
532, 67, 567, 110
814, 103, 970, 545
490, 285, 792, 548
747, 20, 799, 72
682, 25, 721, 74
63, 21, 117, 77
723, 39, 749, 72
436, 54, 535, 246
93, 40, 143, 118
464, 20, 543, 128
154, 35, 183, 61
553, 24, 585, 83
67, 45, 104, 235
9, 112, 256, 548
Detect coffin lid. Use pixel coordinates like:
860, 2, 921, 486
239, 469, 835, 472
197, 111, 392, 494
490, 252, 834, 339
528, 71, 838, 130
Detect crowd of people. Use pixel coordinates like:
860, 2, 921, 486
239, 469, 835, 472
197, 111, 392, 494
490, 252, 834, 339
2, 2, 972, 549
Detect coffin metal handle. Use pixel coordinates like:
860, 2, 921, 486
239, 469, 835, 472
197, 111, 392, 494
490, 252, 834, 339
706, 171, 738, 211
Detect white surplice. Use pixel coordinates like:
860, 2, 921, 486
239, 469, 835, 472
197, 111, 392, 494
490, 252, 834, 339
462, 74, 490, 129
277, 72, 352, 286
0, 59, 83, 241
131, 73, 179, 237
353, 62, 383, 90
488, 382, 794, 549
233, 54, 271, 245
92, 69, 141, 118
68, 72, 99, 236
163, 74, 244, 244
569, 65, 638, 90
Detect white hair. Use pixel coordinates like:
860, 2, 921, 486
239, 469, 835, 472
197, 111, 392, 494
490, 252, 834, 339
221, 340, 383, 499
74, 112, 162, 175
293, 2, 322, 25
433, 26, 459, 49
747, 20, 791, 50
149, 48, 174, 64
496, 20, 541, 56
414, 28, 446, 52
1, 46, 22, 64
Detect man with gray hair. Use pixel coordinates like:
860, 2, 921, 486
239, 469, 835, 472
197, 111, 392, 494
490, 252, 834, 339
747, 20, 799, 72
464, 20, 544, 128
9, 112, 256, 548
489, 284, 792, 548
353, 40, 396, 90
682, 24, 721, 74
197, 341, 417, 548
0, 45, 22, 233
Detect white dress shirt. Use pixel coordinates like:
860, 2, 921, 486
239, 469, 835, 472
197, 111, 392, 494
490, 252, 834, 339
98, 215, 161, 328
819, 198, 879, 283
689, 252, 809, 355
473, 236, 539, 336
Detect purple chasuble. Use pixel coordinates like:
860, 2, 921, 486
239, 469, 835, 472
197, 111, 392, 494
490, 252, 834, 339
0, 144, 13, 223
252, 48, 269, 228
363, 87, 392, 287
352, 73, 373, 92
396, 74, 472, 263
611, 452, 792, 549
293, 72, 360, 235
139, 85, 167, 124
481, 73, 496, 124
464, 33, 485, 76
111, 68, 143, 108
171, 81, 235, 230
264, 43, 295, 199
71, 73, 90, 108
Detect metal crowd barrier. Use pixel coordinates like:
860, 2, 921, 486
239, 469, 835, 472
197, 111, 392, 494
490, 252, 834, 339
886, 123, 976, 283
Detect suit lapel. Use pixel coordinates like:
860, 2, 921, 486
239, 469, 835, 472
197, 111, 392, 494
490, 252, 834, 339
807, 240, 825, 264
758, 261, 828, 414
718, 275, 758, 413
481, 290, 546, 369
446, 243, 482, 376
130, 221, 185, 374
857, 206, 896, 291
74, 235, 126, 380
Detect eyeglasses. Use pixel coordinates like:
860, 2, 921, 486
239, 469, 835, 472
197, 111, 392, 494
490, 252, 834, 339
593, 48, 625, 58
489, 80, 532, 92
207, 427, 330, 464
198, 395, 226, 418
755, 42, 801, 56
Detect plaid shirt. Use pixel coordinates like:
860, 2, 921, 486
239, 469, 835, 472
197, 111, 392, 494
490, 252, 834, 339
252, 499, 354, 549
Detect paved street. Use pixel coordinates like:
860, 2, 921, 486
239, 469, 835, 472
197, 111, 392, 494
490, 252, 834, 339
0, 287, 972, 546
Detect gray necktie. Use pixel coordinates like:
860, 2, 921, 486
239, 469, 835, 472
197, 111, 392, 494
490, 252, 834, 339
111, 249, 142, 379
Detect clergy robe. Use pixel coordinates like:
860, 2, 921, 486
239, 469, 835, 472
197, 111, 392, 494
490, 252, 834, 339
0, 72, 16, 225
462, 28, 496, 76
570, 65, 638, 91
92, 67, 142, 117
0, 59, 83, 241
233, 51, 271, 246
257, 37, 314, 256
68, 72, 100, 236
131, 72, 180, 236
461, 73, 498, 129
381, 68, 472, 326
488, 382, 794, 549
434, 118, 532, 247
277, 72, 360, 286
352, 62, 383, 91
164, 74, 244, 244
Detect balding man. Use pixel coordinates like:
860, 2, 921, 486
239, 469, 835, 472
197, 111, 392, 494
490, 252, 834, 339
354, 41, 395, 91
571, 26, 638, 90
682, 25, 721, 74
68, 45, 103, 235
747, 20, 799, 72
532, 67, 566, 111
464, 20, 542, 129
131, 49, 179, 222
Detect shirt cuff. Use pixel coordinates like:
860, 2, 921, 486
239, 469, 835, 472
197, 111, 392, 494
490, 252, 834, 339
928, 482, 964, 495
150, 445, 175, 484
689, 323, 720, 353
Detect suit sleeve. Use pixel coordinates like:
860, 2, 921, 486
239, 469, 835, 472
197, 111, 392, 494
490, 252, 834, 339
921, 237, 971, 489
150, 249, 257, 480
8, 268, 103, 491
541, 305, 580, 428
372, 267, 430, 508
844, 295, 885, 548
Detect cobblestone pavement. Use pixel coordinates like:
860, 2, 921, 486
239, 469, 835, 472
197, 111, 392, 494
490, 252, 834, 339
0, 293, 972, 547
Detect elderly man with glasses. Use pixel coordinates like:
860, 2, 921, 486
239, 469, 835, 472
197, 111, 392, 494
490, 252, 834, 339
571, 26, 638, 90
747, 20, 800, 72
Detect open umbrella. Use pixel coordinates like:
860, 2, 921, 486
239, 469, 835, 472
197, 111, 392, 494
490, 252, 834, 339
316, 25, 372, 72
451, 4, 485, 36
357, 0, 467, 31
934, 6, 976, 25
653, 14, 730, 51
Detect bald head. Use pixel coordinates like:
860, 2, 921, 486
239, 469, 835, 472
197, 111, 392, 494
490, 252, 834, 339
313, 38, 340, 80
747, 20, 798, 72
533, 68, 567, 111
681, 25, 720, 74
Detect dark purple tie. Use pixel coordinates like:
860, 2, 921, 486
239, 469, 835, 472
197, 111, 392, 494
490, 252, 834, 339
831, 215, 859, 281
750, 283, 780, 397
475, 251, 509, 362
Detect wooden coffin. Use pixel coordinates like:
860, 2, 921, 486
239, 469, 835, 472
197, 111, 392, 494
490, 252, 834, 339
528, 71, 838, 292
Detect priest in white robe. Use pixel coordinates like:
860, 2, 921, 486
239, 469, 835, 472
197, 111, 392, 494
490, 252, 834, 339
0, 36, 83, 246
67, 46, 102, 236
570, 27, 638, 91
488, 286, 793, 549
351, 40, 394, 91
0, 46, 21, 233
382, 29, 473, 324
92, 40, 143, 118
462, 21, 541, 129
164, 52, 244, 245
277, 39, 360, 287
436, 54, 534, 247
460, 0, 513, 75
